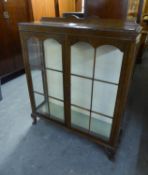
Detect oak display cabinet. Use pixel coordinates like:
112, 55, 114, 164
19, 17, 141, 158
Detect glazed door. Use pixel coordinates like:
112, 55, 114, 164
24, 32, 126, 142
26, 35, 65, 123
69, 38, 124, 142
0, 0, 31, 77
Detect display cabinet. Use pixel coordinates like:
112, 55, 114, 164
19, 17, 141, 158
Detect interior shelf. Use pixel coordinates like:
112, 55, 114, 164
71, 107, 90, 131
37, 102, 112, 140
36, 102, 49, 114
49, 102, 64, 122
71, 107, 112, 140
90, 114, 112, 140
36, 101, 64, 122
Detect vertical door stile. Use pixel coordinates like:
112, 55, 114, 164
40, 39, 50, 116
89, 46, 97, 132
64, 35, 71, 127
109, 46, 128, 146
24, 36, 36, 114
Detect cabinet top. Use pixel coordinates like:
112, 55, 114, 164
19, 17, 141, 40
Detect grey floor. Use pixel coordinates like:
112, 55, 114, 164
0, 51, 148, 175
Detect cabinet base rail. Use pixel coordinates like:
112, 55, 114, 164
31, 112, 123, 160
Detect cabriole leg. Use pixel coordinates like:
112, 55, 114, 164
105, 148, 116, 161
31, 113, 37, 125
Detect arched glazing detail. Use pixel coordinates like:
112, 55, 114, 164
44, 39, 62, 71
95, 45, 123, 84
71, 42, 95, 78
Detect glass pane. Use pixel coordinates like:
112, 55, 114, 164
44, 39, 62, 71
49, 98, 64, 122
31, 69, 44, 94
95, 45, 123, 84
92, 81, 118, 117
27, 37, 44, 94
46, 70, 64, 100
71, 106, 90, 131
71, 76, 92, 109
71, 42, 94, 77
90, 112, 112, 140
34, 93, 48, 114
28, 37, 42, 68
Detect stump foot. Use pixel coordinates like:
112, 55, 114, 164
31, 113, 37, 125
